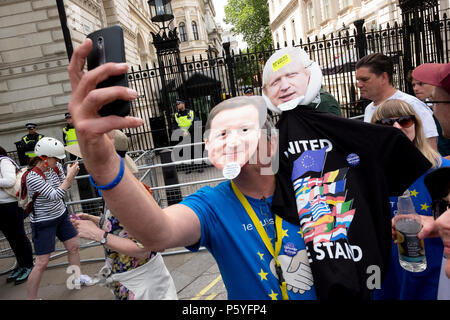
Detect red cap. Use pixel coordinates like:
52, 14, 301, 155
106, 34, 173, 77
412, 63, 450, 93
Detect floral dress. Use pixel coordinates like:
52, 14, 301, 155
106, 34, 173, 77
99, 207, 156, 300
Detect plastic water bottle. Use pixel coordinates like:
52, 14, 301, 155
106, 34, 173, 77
394, 190, 427, 272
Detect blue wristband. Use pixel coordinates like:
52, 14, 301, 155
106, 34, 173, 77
89, 156, 125, 191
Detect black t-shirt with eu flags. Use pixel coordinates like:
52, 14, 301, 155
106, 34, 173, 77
271, 106, 431, 300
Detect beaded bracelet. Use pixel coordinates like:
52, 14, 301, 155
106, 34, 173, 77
89, 155, 124, 191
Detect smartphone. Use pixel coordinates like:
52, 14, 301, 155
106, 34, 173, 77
86, 25, 130, 117
71, 213, 81, 220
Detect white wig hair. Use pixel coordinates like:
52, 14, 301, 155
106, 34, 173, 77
262, 46, 323, 114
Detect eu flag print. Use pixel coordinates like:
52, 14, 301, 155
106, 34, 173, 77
292, 152, 355, 246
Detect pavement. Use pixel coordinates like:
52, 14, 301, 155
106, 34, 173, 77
0, 245, 227, 300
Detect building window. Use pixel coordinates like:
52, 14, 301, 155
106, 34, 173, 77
324, 0, 331, 19
291, 19, 297, 43
308, 2, 315, 29
341, 0, 351, 9
192, 21, 199, 40
179, 22, 187, 42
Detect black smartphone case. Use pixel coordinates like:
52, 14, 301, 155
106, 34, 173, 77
87, 25, 130, 117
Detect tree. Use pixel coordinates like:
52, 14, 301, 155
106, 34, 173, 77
224, 0, 272, 49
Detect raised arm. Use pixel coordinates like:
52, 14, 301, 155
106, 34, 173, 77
67, 39, 200, 251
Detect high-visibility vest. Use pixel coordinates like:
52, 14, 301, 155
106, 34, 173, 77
174, 109, 194, 132
22, 134, 43, 158
63, 127, 78, 146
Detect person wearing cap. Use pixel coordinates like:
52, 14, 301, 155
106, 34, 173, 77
244, 86, 254, 96
407, 69, 450, 158
261, 46, 432, 299
67, 130, 177, 300
356, 53, 438, 151
412, 63, 450, 140
62, 112, 78, 148
25, 137, 82, 300
174, 99, 197, 173
21, 123, 44, 161
174, 99, 194, 135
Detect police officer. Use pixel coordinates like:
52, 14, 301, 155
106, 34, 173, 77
62, 113, 78, 146
174, 99, 194, 135
174, 99, 199, 174
244, 86, 254, 96
21, 123, 44, 162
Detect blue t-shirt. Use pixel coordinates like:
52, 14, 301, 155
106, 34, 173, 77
181, 180, 317, 300
374, 158, 450, 300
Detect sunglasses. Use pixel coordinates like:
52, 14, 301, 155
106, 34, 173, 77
431, 199, 450, 220
375, 115, 415, 128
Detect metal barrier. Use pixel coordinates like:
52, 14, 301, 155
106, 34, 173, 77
0, 144, 217, 275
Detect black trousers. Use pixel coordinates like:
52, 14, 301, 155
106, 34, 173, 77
0, 202, 33, 268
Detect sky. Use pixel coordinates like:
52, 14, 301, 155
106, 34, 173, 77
212, 0, 230, 28
212, 0, 247, 49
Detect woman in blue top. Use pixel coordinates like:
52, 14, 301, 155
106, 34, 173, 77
371, 99, 450, 300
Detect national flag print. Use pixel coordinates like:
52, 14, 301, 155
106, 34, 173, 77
308, 185, 323, 201
323, 169, 339, 183
307, 177, 323, 188
295, 183, 311, 197
301, 220, 315, 231
314, 221, 334, 234
296, 193, 311, 212
313, 214, 334, 226
313, 230, 333, 243
322, 180, 346, 195
293, 176, 310, 189
298, 204, 311, 220
311, 199, 331, 221
330, 225, 348, 241
322, 167, 349, 183
335, 209, 355, 228
332, 200, 353, 214
303, 229, 315, 244
326, 194, 346, 206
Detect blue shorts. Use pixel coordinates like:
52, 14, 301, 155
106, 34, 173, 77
31, 209, 78, 256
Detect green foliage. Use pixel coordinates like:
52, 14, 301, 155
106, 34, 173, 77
224, 0, 272, 50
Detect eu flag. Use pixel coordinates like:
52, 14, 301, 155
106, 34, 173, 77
291, 147, 327, 181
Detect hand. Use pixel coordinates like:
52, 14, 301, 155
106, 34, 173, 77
66, 161, 80, 179
417, 215, 440, 239
67, 38, 142, 180
435, 210, 450, 259
71, 216, 103, 242
73, 212, 101, 225
269, 250, 314, 294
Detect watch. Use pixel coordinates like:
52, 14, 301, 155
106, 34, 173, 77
100, 231, 108, 245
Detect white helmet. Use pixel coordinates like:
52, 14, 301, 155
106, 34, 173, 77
34, 137, 66, 159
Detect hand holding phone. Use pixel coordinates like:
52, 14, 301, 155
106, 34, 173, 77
86, 25, 130, 117
71, 213, 81, 220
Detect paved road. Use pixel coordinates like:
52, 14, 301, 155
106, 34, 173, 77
0, 245, 227, 300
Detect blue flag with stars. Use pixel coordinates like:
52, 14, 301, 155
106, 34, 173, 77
291, 147, 327, 181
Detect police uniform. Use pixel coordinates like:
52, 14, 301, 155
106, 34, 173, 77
174, 108, 194, 133
62, 113, 78, 146
21, 123, 44, 159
